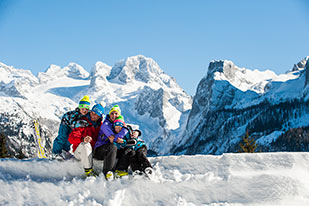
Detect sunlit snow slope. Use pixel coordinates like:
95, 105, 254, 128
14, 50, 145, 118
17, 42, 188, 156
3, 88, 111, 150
0, 152, 308, 206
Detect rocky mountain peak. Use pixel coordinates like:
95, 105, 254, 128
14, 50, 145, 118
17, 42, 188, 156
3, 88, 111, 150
0, 62, 38, 83
207, 60, 237, 74
0, 62, 39, 98
64, 63, 90, 79
107, 55, 168, 85
292, 56, 309, 72
91, 61, 112, 77
89, 61, 112, 90
38, 63, 89, 83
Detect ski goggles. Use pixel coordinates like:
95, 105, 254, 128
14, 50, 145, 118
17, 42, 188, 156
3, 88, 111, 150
79, 104, 90, 110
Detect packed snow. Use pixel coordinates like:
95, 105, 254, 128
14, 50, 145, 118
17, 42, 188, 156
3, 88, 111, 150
0, 152, 308, 206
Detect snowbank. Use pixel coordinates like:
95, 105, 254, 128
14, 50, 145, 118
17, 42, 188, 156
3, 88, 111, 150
0, 152, 308, 206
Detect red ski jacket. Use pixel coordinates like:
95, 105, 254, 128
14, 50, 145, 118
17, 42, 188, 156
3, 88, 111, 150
68, 116, 102, 152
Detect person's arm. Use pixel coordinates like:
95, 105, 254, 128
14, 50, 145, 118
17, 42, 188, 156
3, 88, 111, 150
60, 111, 70, 126
114, 128, 128, 143
100, 121, 116, 143
68, 127, 83, 147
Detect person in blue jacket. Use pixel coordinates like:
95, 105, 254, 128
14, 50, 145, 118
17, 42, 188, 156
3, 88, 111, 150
52, 95, 91, 158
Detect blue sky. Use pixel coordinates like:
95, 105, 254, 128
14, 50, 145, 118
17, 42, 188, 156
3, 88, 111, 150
0, 0, 308, 95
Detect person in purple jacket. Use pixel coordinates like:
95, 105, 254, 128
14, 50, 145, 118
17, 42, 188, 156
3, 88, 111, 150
93, 105, 128, 180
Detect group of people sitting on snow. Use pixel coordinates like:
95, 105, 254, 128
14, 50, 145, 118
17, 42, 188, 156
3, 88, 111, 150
52, 95, 153, 180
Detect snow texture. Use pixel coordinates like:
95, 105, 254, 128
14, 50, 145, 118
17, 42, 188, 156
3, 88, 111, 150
0, 152, 308, 206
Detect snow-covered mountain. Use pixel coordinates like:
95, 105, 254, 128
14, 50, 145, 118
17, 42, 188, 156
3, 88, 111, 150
0, 152, 308, 205
172, 57, 309, 155
0, 55, 192, 157
0, 61, 92, 157
0, 55, 308, 157
86, 55, 192, 154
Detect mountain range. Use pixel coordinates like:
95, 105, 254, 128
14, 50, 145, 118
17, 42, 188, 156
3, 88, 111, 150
0, 55, 308, 157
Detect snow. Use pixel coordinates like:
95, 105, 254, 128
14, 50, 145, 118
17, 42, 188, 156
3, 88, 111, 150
162, 101, 182, 130
211, 60, 305, 99
213, 61, 277, 94
0, 152, 308, 206
206, 58, 308, 114
265, 73, 306, 102
256, 131, 284, 145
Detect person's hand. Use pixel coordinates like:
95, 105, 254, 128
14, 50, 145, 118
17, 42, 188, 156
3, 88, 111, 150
116, 138, 124, 144
84, 136, 92, 143
108, 135, 115, 143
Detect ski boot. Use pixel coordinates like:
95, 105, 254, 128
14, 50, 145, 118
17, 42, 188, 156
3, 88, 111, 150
144, 167, 154, 179
84, 168, 98, 177
132, 170, 144, 179
114, 170, 129, 179
105, 171, 114, 181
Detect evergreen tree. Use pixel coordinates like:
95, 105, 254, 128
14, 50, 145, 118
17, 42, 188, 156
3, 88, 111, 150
0, 133, 9, 158
16, 149, 25, 159
238, 131, 258, 153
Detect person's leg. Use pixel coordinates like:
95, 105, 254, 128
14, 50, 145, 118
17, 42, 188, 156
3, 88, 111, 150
129, 150, 142, 172
102, 144, 118, 175
115, 148, 133, 171
93, 145, 106, 161
136, 146, 152, 171
74, 142, 93, 169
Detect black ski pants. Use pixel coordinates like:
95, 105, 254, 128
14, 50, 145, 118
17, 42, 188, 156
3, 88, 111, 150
94, 144, 118, 175
130, 146, 152, 172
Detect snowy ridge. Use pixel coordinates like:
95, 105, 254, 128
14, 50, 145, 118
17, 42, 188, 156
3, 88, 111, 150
210, 60, 277, 94
38, 63, 90, 83
0, 152, 308, 205
0, 63, 39, 98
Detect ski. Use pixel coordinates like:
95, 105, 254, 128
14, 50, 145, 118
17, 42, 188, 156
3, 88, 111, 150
33, 120, 48, 159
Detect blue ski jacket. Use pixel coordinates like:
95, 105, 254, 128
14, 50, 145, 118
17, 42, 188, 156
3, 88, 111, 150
52, 108, 84, 154
115, 126, 146, 151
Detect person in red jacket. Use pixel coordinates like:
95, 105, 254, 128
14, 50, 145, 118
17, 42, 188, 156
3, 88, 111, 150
68, 103, 104, 177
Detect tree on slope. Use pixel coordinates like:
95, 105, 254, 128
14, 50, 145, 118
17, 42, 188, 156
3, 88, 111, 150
238, 131, 258, 153
0, 133, 9, 158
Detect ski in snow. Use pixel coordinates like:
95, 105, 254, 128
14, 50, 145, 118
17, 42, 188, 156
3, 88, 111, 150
33, 120, 47, 159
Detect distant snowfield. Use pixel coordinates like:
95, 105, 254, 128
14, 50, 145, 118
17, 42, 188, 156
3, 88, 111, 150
0, 152, 308, 206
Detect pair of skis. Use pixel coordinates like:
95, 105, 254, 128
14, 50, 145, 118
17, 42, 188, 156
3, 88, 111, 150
33, 120, 48, 159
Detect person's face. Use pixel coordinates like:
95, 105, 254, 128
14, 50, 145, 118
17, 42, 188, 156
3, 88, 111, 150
132, 131, 139, 138
80, 108, 88, 115
110, 111, 119, 121
114, 125, 122, 133
90, 111, 100, 121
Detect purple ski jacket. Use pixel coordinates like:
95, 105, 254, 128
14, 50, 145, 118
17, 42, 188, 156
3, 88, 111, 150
94, 115, 127, 149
